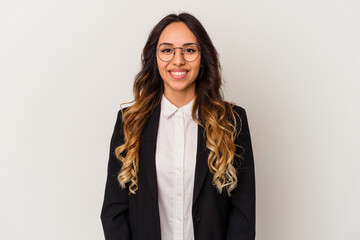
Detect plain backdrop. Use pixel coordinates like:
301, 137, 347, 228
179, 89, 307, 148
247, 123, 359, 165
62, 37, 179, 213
1, 0, 359, 239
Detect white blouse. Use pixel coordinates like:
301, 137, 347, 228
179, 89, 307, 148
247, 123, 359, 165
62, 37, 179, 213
155, 94, 198, 240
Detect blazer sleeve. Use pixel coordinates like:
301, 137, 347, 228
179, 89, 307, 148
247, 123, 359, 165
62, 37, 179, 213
100, 109, 132, 240
227, 106, 256, 240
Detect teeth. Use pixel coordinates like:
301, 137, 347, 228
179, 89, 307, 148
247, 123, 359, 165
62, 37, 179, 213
171, 71, 186, 76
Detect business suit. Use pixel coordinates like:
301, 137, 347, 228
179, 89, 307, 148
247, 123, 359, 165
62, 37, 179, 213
101, 102, 256, 240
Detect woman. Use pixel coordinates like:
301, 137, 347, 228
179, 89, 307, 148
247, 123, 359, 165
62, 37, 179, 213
101, 13, 256, 240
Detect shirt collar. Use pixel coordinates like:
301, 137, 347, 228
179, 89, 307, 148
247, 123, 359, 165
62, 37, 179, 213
161, 94, 196, 119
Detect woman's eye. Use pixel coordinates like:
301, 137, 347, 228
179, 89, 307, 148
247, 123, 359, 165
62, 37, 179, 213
184, 48, 196, 53
161, 48, 173, 53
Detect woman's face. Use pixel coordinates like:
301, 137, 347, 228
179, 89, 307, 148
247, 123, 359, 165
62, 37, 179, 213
156, 22, 201, 101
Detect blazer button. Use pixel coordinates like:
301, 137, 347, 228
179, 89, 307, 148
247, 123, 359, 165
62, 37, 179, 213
194, 214, 201, 222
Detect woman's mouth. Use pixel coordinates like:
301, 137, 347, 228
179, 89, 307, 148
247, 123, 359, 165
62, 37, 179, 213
169, 71, 188, 79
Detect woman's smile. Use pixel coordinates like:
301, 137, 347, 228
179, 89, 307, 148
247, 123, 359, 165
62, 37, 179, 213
168, 68, 189, 79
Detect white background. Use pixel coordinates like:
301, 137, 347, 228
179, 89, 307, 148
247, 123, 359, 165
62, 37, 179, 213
1, 0, 359, 239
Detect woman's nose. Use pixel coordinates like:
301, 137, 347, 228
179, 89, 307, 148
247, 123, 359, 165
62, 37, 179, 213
172, 48, 186, 65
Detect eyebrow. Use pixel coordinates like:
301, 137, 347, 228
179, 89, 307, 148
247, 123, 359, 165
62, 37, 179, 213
159, 42, 198, 46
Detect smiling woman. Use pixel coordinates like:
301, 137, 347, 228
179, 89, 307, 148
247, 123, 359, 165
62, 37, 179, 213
101, 12, 256, 240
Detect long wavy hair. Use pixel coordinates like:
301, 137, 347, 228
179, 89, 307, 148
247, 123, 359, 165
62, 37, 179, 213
115, 12, 243, 196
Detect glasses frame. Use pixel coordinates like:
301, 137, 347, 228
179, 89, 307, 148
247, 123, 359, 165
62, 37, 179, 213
156, 43, 201, 62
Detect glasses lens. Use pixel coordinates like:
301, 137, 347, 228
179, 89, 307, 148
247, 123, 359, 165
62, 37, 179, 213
183, 45, 199, 62
158, 45, 174, 62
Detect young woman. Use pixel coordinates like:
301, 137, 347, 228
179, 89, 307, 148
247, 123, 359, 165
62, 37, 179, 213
101, 13, 256, 240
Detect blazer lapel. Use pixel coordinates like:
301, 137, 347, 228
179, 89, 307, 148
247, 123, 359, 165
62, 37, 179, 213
140, 103, 161, 203
192, 122, 209, 205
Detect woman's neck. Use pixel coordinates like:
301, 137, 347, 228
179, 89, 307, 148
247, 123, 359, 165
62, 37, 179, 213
163, 91, 196, 108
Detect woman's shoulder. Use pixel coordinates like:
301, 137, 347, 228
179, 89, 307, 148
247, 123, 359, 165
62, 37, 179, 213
112, 106, 130, 136
227, 102, 250, 135
226, 102, 247, 120
229, 103, 246, 116
114, 106, 130, 122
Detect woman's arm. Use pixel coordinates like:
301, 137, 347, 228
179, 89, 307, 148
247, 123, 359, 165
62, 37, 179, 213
100, 109, 132, 240
227, 106, 256, 240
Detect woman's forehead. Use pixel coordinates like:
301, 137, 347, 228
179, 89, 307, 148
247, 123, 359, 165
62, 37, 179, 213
158, 22, 198, 46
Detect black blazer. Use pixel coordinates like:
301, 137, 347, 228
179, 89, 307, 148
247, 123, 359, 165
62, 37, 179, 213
101, 103, 256, 240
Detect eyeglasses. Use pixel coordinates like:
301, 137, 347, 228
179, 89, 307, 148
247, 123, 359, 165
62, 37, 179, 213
157, 43, 201, 62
